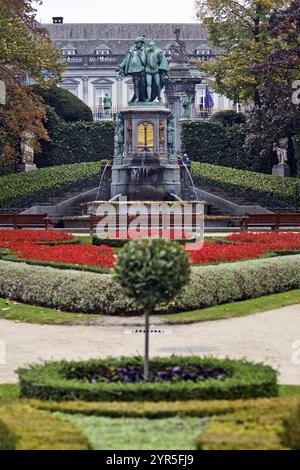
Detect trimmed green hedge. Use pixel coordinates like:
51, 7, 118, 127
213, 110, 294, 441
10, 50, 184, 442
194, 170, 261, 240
31, 86, 93, 122
181, 121, 253, 170
281, 404, 300, 450
0, 255, 300, 315
0, 404, 90, 450
293, 135, 300, 178
0, 162, 100, 208
35, 107, 114, 168
18, 357, 278, 402
181, 121, 275, 173
212, 110, 246, 127
0, 419, 17, 450
197, 397, 300, 450
192, 162, 300, 209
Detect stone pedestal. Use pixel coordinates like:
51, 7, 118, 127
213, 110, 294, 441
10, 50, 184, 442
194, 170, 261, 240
165, 55, 205, 152
17, 163, 37, 172
272, 163, 291, 177
111, 103, 181, 201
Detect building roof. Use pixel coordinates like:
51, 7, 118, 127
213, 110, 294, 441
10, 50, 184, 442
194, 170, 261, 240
45, 23, 216, 55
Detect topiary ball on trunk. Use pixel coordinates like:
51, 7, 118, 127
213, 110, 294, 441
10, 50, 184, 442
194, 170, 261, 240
114, 239, 191, 309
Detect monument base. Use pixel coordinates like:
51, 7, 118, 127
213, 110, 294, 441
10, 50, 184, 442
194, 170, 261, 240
111, 102, 182, 201
16, 163, 37, 172
111, 164, 181, 201
272, 163, 290, 177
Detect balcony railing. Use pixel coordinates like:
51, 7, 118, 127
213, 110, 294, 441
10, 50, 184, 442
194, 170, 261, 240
61, 53, 218, 67
62, 54, 124, 66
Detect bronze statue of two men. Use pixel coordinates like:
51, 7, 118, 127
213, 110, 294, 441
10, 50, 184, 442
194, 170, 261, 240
116, 37, 169, 103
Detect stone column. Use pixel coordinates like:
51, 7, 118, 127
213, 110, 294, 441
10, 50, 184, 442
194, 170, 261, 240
116, 77, 123, 111
82, 77, 89, 106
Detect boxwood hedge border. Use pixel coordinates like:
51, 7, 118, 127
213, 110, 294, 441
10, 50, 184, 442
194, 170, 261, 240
18, 356, 278, 402
0, 255, 300, 315
0, 419, 17, 450
191, 162, 300, 210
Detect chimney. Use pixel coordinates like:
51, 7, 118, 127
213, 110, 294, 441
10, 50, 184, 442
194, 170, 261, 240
53, 17, 63, 24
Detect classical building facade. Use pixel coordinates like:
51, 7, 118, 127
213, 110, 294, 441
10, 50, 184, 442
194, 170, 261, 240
45, 20, 236, 120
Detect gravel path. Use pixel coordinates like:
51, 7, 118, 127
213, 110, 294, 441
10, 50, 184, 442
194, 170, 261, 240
0, 305, 299, 385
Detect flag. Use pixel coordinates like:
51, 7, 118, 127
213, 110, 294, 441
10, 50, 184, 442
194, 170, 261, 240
204, 84, 214, 110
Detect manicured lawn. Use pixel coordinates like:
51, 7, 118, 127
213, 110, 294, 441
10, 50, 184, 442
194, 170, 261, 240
279, 385, 300, 397
162, 289, 300, 324
60, 414, 207, 450
0, 298, 101, 325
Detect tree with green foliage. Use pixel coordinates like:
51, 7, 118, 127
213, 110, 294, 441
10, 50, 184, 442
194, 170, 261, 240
195, 0, 286, 106
114, 239, 191, 379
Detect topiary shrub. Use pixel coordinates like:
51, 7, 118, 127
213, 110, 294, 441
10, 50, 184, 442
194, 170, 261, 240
281, 404, 300, 450
114, 239, 190, 377
18, 357, 278, 402
212, 110, 246, 127
31, 85, 93, 122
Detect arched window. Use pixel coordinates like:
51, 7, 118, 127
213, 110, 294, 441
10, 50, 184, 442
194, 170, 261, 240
138, 122, 154, 151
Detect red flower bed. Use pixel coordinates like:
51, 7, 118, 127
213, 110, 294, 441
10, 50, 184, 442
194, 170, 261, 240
0, 229, 74, 244
226, 232, 300, 251
3, 242, 115, 269
189, 242, 266, 265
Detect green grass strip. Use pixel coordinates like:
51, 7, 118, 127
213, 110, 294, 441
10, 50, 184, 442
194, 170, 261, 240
161, 289, 300, 324
0, 298, 100, 325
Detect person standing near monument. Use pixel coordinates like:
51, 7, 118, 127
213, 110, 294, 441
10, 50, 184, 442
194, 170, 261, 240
116, 37, 146, 102
145, 40, 169, 102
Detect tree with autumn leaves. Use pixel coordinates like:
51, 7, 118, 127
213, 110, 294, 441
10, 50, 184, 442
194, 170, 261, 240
246, 0, 300, 165
0, 0, 64, 167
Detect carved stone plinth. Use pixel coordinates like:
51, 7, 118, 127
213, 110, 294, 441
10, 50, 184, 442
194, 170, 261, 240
272, 163, 291, 177
111, 103, 181, 201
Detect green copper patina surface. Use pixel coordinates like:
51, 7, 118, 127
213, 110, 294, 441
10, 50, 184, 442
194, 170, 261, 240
116, 37, 170, 103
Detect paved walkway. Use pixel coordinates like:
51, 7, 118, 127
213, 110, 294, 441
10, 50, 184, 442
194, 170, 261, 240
0, 306, 299, 385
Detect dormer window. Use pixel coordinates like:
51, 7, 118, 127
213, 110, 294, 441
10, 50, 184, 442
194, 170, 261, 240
95, 44, 111, 56
62, 44, 76, 56
196, 48, 211, 56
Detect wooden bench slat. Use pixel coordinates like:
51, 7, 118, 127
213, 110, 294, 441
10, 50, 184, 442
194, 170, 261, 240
0, 214, 53, 229
240, 213, 300, 231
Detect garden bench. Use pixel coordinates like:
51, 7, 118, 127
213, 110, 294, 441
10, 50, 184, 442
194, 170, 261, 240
240, 213, 300, 231
0, 213, 53, 229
